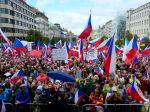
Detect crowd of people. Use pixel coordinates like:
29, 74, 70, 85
0, 48, 150, 112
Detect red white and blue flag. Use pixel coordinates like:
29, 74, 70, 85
141, 43, 150, 55
0, 28, 10, 45
138, 37, 147, 43
11, 69, 25, 83
14, 38, 26, 52
130, 76, 149, 102
124, 37, 138, 64
78, 39, 84, 61
95, 38, 112, 52
74, 90, 85, 104
103, 35, 116, 75
89, 38, 101, 47
78, 13, 92, 39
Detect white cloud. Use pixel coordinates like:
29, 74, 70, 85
29, 0, 150, 34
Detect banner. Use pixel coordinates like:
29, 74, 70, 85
27, 43, 32, 51
52, 49, 68, 60
86, 50, 97, 61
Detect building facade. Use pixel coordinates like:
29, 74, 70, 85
126, 2, 150, 37
0, 0, 36, 39
32, 7, 49, 37
100, 20, 113, 38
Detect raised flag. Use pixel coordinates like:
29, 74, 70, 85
14, 38, 26, 52
55, 40, 62, 48
130, 76, 149, 102
95, 38, 112, 52
122, 38, 130, 61
78, 39, 84, 61
11, 69, 25, 83
0, 28, 10, 45
89, 38, 101, 47
115, 45, 123, 54
124, 37, 138, 64
103, 36, 116, 75
74, 90, 85, 104
141, 43, 150, 55
138, 37, 147, 43
78, 13, 92, 39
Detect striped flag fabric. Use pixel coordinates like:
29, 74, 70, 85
103, 35, 116, 75
74, 90, 85, 104
123, 37, 138, 64
130, 76, 149, 102
78, 12, 92, 39
11, 69, 25, 83
78, 39, 84, 61
0, 28, 10, 45
141, 43, 150, 55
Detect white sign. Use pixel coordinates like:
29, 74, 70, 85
52, 49, 68, 60
27, 43, 32, 51
86, 50, 97, 61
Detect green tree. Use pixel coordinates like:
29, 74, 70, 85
101, 36, 108, 42
125, 30, 133, 41
25, 29, 43, 42
72, 37, 77, 42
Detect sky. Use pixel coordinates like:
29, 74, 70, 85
26, 0, 149, 35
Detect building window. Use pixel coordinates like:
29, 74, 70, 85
0, 17, 8, 23
0, 0, 8, 4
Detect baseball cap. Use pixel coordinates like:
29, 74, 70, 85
37, 85, 43, 91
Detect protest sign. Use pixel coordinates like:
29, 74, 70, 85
52, 49, 68, 60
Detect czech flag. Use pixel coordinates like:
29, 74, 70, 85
96, 38, 112, 52
11, 69, 25, 83
74, 90, 85, 104
78, 39, 84, 61
0, 28, 10, 45
78, 13, 92, 39
124, 37, 138, 64
141, 43, 150, 55
138, 37, 147, 43
122, 38, 130, 61
14, 38, 26, 52
103, 35, 116, 75
129, 76, 149, 102
115, 46, 123, 54
89, 38, 101, 47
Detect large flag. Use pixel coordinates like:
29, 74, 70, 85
14, 38, 26, 52
78, 13, 92, 39
0, 28, 10, 45
78, 39, 84, 61
0, 100, 6, 112
130, 76, 149, 102
141, 43, 150, 55
103, 36, 116, 75
124, 37, 138, 64
11, 69, 25, 83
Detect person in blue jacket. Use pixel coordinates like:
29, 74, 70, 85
15, 84, 31, 112
0, 84, 10, 102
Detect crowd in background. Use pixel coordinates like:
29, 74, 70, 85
0, 51, 150, 112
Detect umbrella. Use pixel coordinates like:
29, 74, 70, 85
28, 50, 42, 57
47, 71, 75, 82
